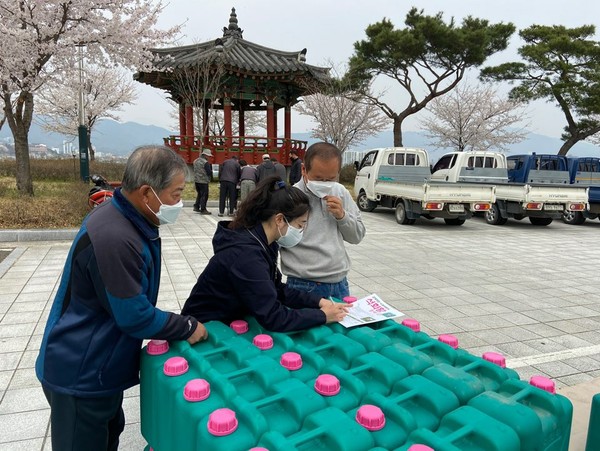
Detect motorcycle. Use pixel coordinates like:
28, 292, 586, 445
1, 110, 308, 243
88, 174, 114, 209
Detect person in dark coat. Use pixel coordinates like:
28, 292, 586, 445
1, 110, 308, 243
193, 148, 213, 214
218, 155, 241, 216
256, 153, 277, 182
271, 156, 287, 182
289, 149, 302, 185
181, 176, 350, 332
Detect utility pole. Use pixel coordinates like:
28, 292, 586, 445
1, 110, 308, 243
77, 44, 89, 182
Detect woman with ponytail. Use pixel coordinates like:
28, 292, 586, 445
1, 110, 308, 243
182, 176, 350, 332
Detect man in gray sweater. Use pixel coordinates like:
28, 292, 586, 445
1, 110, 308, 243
280, 142, 366, 299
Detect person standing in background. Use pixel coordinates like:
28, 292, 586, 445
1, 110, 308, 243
218, 155, 241, 217
289, 149, 302, 185
256, 153, 277, 182
239, 159, 258, 202
271, 156, 287, 182
193, 148, 213, 214
280, 142, 366, 299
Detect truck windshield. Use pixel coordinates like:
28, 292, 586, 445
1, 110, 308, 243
432, 154, 456, 173
359, 151, 378, 170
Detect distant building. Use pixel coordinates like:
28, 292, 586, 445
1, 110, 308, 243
342, 150, 367, 166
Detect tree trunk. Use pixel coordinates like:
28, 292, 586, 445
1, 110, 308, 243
393, 117, 403, 146
88, 129, 95, 161
557, 139, 577, 156
5, 91, 34, 196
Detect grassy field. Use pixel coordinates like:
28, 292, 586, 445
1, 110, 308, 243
0, 159, 356, 229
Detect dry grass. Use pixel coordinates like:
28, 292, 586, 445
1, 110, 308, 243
0, 159, 358, 229
0, 159, 215, 229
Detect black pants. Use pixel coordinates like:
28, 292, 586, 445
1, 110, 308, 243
194, 182, 209, 210
43, 386, 125, 451
219, 181, 237, 214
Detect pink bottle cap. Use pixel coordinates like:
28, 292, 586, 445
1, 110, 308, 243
253, 334, 274, 350
530, 375, 556, 394
163, 356, 189, 376
438, 334, 459, 349
482, 351, 506, 368
408, 445, 434, 451
146, 339, 169, 355
207, 408, 238, 436
343, 296, 358, 304
280, 352, 303, 370
230, 319, 249, 334
249, 448, 269, 451
183, 378, 211, 402
314, 374, 341, 396
402, 318, 421, 332
355, 404, 386, 431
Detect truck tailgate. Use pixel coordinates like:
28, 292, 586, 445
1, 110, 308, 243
375, 180, 495, 203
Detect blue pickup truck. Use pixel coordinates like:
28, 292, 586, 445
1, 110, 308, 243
481, 153, 588, 226
563, 157, 600, 224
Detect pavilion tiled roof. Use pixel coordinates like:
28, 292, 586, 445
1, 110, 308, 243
148, 8, 329, 83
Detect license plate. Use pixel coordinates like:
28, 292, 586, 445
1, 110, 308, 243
544, 204, 563, 211
448, 204, 465, 213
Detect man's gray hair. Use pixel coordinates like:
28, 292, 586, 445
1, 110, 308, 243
121, 145, 187, 192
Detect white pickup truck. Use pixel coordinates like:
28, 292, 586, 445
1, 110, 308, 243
430, 152, 589, 226
354, 148, 495, 225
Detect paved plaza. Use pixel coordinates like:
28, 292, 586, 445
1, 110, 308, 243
1, 206, 599, 450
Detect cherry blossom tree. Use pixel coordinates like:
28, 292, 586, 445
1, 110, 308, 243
36, 66, 138, 161
419, 81, 528, 152
0, 0, 180, 195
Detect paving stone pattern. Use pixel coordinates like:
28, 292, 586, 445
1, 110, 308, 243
1, 207, 600, 449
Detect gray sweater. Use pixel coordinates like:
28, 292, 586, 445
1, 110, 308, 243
280, 178, 366, 283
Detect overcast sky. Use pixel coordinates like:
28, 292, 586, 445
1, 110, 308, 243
120, 0, 600, 138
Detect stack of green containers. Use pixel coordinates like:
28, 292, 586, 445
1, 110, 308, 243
140, 317, 573, 451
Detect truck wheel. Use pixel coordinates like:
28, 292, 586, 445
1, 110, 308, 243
356, 192, 377, 212
529, 217, 553, 226
562, 210, 586, 225
395, 203, 415, 225
485, 204, 507, 225
444, 218, 465, 226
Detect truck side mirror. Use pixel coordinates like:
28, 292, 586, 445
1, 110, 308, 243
354, 161, 359, 171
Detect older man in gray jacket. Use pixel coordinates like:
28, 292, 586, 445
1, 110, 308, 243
281, 142, 366, 299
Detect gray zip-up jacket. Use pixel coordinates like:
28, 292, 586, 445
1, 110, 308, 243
280, 178, 366, 283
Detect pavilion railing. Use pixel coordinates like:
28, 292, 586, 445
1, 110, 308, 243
163, 135, 307, 165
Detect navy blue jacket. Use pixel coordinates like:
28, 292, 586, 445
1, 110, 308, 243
36, 189, 198, 397
289, 157, 302, 185
182, 221, 326, 332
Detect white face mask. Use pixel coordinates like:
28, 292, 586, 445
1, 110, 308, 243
147, 187, 183, 225
277, 217, 303, 248
306, 180, 334, 198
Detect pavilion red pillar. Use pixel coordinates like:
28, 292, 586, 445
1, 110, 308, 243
202, 103, 210, 146
266, 100, 275, 148
284, 105, 292, 157
239, 107, 245, 138
224, 96, 233, 149
185, 105, 194, 146
179, 103, 186, 137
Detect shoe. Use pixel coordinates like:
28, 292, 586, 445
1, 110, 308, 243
218, 213, 224, 217
200, 210, 212, 215
193, 207, 200, 212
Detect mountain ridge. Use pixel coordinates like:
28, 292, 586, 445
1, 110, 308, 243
1, 118, 599, 160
